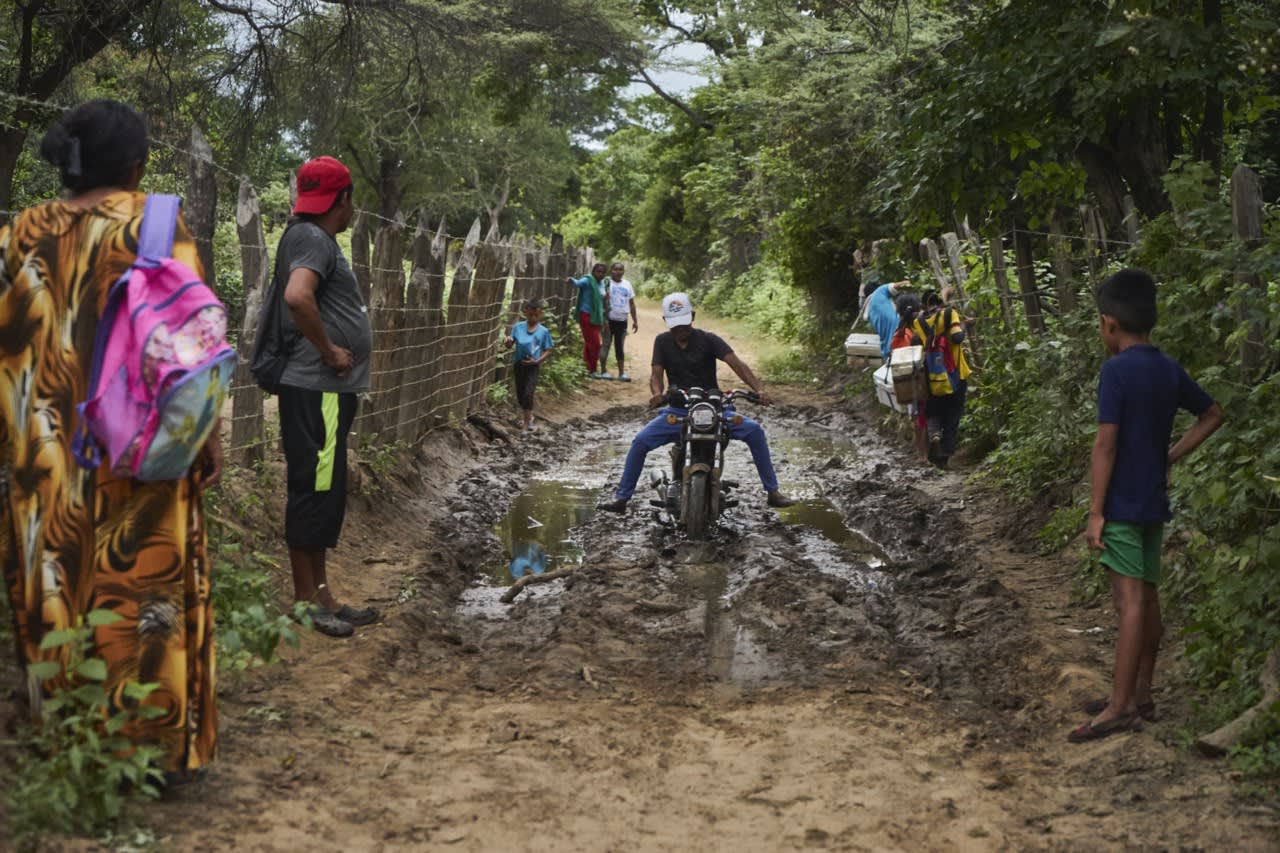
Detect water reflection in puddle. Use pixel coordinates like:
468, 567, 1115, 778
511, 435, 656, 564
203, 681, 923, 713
776, 499, 885, 567
485, 443, 627, 586
487, 481, 595, 585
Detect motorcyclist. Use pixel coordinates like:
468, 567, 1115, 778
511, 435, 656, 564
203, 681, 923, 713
596, 292, 795, 512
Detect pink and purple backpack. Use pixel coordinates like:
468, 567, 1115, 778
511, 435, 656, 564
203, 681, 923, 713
73, 194, 237, 481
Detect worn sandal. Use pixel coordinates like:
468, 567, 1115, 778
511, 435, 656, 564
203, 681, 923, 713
308, 607, 354, 638
1082, 697, 1156, 721
335, 604, 379, 627
1067, 711, 1142, 743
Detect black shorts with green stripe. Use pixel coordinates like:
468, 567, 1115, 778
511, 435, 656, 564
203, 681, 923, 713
278, 385, 359, 551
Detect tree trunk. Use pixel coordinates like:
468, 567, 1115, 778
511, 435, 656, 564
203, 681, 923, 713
1076, 142, 1129, 237
377, 149, 403, 222
1113, 97, 1171, 219
0, 126, 28, 218
1197, 0, 1225, 172
1048, 212, 1076, 314
1012, 226, 1045, 334
1232, 165, 1266, 375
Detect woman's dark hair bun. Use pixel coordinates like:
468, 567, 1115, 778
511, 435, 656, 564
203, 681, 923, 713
38, 100, 148, 193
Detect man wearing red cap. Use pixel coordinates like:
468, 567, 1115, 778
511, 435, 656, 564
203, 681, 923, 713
270, 155, 377, 637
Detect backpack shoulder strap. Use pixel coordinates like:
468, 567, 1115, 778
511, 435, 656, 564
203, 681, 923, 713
137, 194, 181, 261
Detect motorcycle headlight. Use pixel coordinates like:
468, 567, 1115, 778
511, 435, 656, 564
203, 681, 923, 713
690, 403, 717, 431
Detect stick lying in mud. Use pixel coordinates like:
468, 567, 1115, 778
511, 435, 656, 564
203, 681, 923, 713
1196, 647, 1279, 756
501, 567, 576, 604
467, 413, 513, 444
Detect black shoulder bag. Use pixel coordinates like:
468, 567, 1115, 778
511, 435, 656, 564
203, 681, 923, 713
250, 222, 330, 394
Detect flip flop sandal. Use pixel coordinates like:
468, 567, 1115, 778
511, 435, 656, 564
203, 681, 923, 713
1082, 697, 1157, 721
1067, 711, 1142, 743
335, 604, 379, 627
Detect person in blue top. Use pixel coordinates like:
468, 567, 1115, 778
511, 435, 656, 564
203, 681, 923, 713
567, 262, 607, 377
1069, 268, 1223, 743
504, 298, 555, 431
861, 278, 913, 359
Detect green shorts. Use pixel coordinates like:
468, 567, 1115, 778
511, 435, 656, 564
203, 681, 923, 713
1100, 521, 1165, 585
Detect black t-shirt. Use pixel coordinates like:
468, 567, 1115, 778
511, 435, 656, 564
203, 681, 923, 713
652, 328, 733, 391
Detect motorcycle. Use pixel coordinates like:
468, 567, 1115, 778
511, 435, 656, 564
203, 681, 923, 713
648, 387, 761, 539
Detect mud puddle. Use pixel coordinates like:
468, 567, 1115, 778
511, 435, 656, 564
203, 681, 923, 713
444, 408, 943, 690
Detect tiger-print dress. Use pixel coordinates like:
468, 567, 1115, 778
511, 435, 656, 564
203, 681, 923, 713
0, 191, 217, 772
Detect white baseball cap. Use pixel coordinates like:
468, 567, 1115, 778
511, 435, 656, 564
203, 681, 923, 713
662, 292, 694, 328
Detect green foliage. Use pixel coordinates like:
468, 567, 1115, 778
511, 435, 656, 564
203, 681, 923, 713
636, 269, 683, 303
358, 436, 410, 498
1229, 704, 1280, 780
967, 299, 1104, 506
1038, 502, 1089, 555
700, 263, 816, 344
6, 612, 165, 849
537, 346, 589, 395
556, 205, 602, 248
487, 378, 513, 406
209, 535, 300, 672
213, 218, 246, 342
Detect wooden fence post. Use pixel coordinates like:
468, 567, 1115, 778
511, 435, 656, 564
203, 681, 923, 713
547, 234, 571, 339
363, 213, 407, 441
187, 125, 217, 288
1121, 194, 1141, 245
940, 232, 968, 301
394, 214, 432, 442
941, 231, 980, 362
1012, 225, 1046, 334
463, 231, 510, 414
1048, 212, 1076, 314
1080, 204, 1108, 289
1231, 164, 1266, 373
988, 231, 1015, 330
441, 219, 483, 423
231, 179, 268, 464
417, 220, 449, 433
350, 209, 373, 304
919, 238, 950, 291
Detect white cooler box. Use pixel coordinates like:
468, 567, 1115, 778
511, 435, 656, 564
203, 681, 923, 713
873, 363, 909, 414
845, 331, 882, 367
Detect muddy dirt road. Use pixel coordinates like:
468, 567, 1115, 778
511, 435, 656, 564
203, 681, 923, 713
123, 306, 1276, 851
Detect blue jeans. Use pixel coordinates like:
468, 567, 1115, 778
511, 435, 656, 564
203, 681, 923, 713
614, 408, 779, 500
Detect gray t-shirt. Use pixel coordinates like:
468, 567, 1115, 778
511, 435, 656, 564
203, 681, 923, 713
276, 222, 372, 393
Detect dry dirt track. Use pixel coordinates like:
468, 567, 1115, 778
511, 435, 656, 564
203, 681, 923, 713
30, 301, 1280, 852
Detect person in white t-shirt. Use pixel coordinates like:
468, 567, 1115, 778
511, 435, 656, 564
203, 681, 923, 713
599, 261, 639, 381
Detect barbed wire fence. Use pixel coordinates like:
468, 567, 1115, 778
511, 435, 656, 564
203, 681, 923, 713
220, 170, 595, 464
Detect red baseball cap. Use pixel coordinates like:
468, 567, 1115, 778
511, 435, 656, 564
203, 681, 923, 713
292, 156, 353, 215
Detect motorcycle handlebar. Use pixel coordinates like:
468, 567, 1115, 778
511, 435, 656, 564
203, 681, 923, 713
662, 388, 762, 406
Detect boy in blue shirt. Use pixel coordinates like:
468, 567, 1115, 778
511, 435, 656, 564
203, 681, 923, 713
1070, 269, 1223, 742
504, 298, 554, 431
